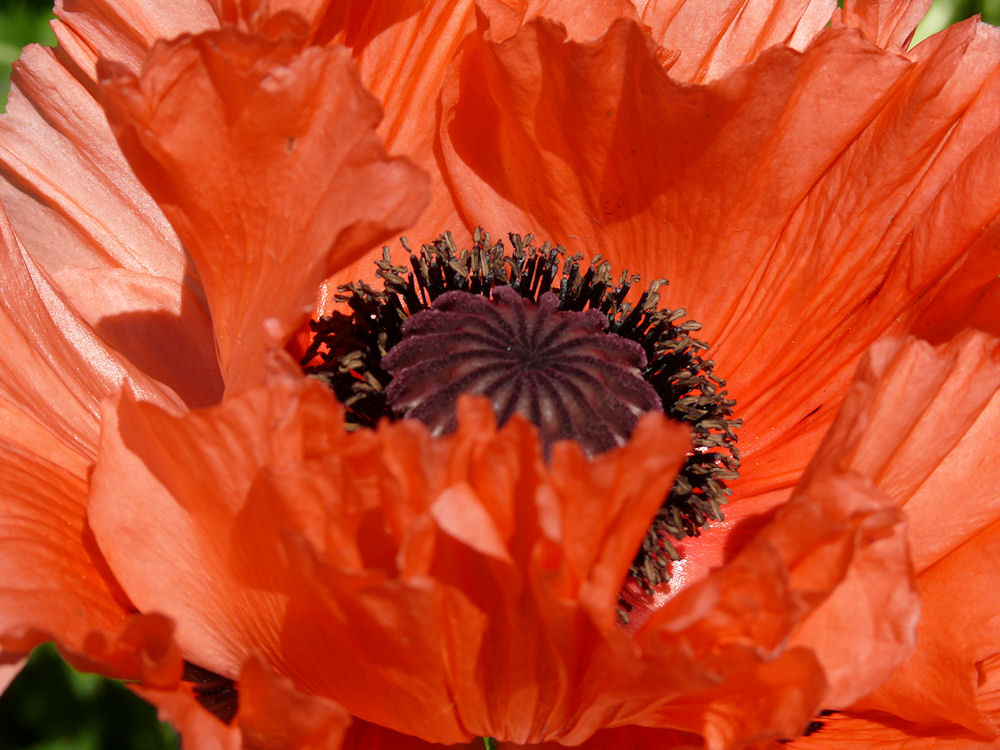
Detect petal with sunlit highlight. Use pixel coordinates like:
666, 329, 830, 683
100, 29, 429, 393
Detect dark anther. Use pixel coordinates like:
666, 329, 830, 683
301, 230, 741, 596
804, 720, 826, 736
183, 661, 238, 724
777, 711, 833, 742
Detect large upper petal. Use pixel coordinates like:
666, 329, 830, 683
432, 8, 1000, 510
100, 29, 429, 394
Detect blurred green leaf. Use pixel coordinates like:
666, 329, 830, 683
0, 643, 180, 750
0, 0, 57, 111
914, 0, 1000, 43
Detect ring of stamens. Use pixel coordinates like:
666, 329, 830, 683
301, 230, 741, 600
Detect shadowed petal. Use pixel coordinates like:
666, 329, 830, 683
314, 0, 476, 303
100, 29, 429, 394
237, 655, 353, 750
911, 215, 1000, 342
55, 266, 221, 408
131, 683, 241, 750
437, 9, 1000, 510
0, 204, 186, 455
783, 707, 1000, 748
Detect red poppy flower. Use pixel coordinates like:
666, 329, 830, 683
0, 1, 998, 748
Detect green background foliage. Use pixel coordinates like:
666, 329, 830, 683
0, 644, 178, 750
0, 0, 996, 747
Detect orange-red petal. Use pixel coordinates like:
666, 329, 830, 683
0, 44, 222, 408
315, 0, 477, 302
835, 0, 932, 51
435, 8, 1000, 514
0, 397, 128, 656
0, 45, 187, 279
783, 709, 1000, 749
793, 332, 1000, 742
100, 29, 429, 393
805, 331, 1000, 573
0, 204, 186, 456
640, 0, 837, 81
94, 358, 803, 743
237, 655, 352, 750
52, 0, 218, 79
132, 683, 241, 750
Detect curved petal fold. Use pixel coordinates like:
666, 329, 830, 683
798, 331, 1000, 741
53, 0, 218, 79
1, 43, 220, 409
100, 29, 429, 393
0, 45, 188, 281
0, 204, 185, 455
0, 397, 129, 656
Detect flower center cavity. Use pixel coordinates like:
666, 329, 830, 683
301, 231, 741, 598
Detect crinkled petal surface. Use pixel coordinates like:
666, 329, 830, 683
639, 0, 837, 81
429, 5, 1000, 515
100, 28, 429, 393
88, 344, 920, 746
89, 368, 704, 744
789, 331, 1000, 744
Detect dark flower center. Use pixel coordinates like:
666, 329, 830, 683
301, 231, 741, 598
382, 286, 662, 458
